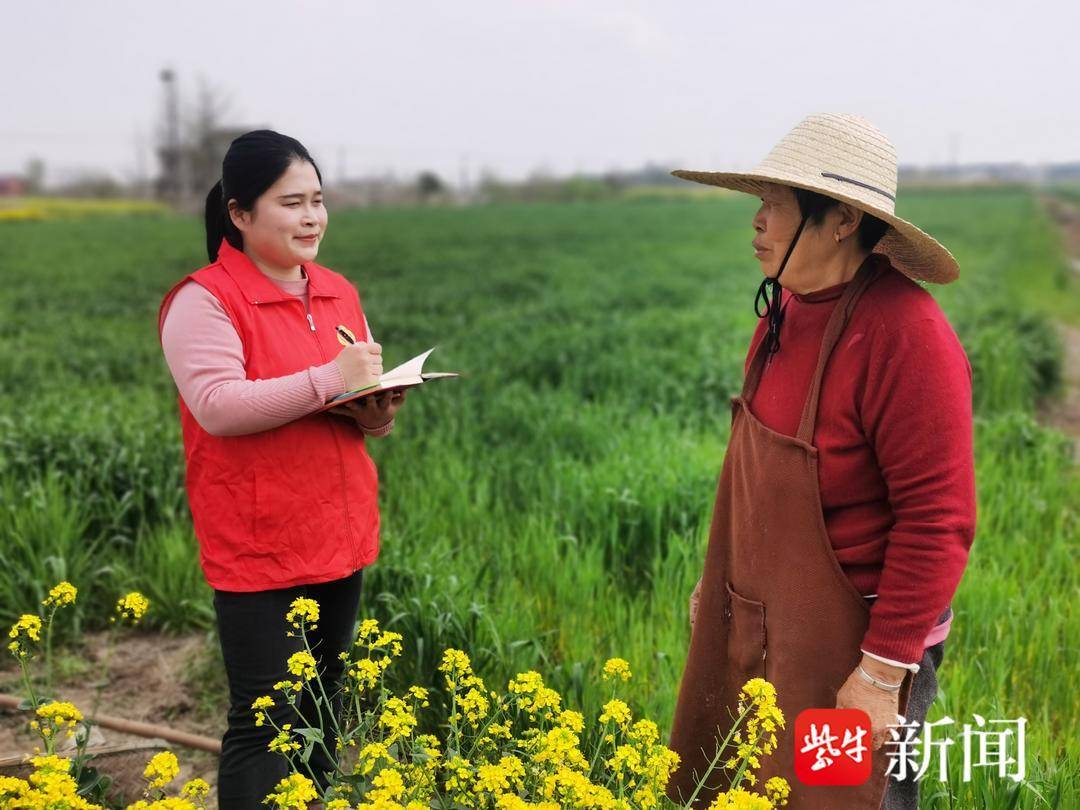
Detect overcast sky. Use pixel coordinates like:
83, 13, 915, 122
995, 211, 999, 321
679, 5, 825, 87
3, 0, 1078, 186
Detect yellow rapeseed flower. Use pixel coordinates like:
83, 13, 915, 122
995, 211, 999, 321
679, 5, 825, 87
24, 755, 98, 808
29, 754, 71, 774
628, 719, 660, 746
599, 698, 632, 728
43, 581, 78, 609
8, 614, 43, 659
372, 631, 404, 657
487, 721, 513, 740
441, 755, 473, 803
285, 597, 319, 633
707, 786, 774, 809
264, 772, 318, 809
765, 776, 791, 806
473, 762, 512, 795
143, 751, 179, 790
602, 657, 633, 682
607, 744, 643, 778
557, 710, 585, 734
347, 658, 383, 693
378, 697, 417, 741
507, 670, 543, 696
438, 649, 473, 685
460, 687, 490, 727
738, 678, 777, 711
128, 798, 199, 809
356, 618, 381, 642
541, 767, 616, 807
355, 741, 392, 776
640, 746, 680, 791
416, 735, 442, 761
407, 685, 430, 707
32, 700, 84, 740
530, 727, 587, 770
114, 592, 150, 624
181, 777, 211, 800
252, 694, 275, 727
0, 775, 30, 798
368, 767, 406, 801
508, 671, 561, 717
286, 651, 317, 681
495, 796, 560, 810
269, 725, 302, 755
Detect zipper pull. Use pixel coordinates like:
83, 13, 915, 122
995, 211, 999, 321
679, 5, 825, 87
306, 313, 316, 332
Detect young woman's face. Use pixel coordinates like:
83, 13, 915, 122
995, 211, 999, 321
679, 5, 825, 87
229, 159, 327, 271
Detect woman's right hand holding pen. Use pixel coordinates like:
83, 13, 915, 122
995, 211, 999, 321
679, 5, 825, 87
334, 342, 383, 390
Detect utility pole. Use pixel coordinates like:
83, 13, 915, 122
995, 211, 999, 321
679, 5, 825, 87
134, 128, 147, 197
458, 152, 471, 204
158, 68, 182, 203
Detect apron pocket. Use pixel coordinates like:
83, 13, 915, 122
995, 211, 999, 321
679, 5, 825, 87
725, 582, 767, 681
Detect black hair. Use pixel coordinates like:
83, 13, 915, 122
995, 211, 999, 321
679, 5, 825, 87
792, 187, 889, 252
204, 129, 323, 262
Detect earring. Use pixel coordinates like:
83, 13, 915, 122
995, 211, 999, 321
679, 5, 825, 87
835, 233, 842, 243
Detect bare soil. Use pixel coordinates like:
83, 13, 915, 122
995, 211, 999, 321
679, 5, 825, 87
0, 631, 224, 804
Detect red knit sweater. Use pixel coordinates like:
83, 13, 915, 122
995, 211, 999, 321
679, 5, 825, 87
745, 254, 976, 664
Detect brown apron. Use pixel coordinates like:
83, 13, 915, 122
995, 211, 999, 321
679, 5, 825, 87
667, 260, 912, 809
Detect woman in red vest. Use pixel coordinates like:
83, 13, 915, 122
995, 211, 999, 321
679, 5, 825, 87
158, 130, 403, 807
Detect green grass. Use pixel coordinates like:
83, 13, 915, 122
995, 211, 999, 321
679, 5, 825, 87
0, 188, 1077, 806
1050, 184, 1080, 206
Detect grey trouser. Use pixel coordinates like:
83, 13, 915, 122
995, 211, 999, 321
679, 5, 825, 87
882, 639, 946, 809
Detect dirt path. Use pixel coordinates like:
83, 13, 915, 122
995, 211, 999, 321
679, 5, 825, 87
1039, 194, 1080, 459
0, 632, 224, 805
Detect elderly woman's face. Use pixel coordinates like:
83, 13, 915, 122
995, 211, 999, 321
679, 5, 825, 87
751, 182, 860, 292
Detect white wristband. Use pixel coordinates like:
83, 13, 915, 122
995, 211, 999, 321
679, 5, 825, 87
861, 648, 920, 674
856, 664, 903, 692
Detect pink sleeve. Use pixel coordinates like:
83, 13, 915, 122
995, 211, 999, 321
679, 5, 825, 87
160, 281, 346, 437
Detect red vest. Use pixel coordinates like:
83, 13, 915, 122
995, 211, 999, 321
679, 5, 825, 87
158, 240, 379, 591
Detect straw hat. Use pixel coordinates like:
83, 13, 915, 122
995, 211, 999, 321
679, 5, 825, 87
673, 113, 959, 284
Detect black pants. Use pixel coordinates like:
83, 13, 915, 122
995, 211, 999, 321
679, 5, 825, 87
213, 569, 363, 809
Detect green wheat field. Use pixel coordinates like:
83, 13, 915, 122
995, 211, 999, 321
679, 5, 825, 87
0, 188, 1077, 806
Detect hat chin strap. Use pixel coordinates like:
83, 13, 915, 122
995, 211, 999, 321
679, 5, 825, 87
754, 215, 808, 356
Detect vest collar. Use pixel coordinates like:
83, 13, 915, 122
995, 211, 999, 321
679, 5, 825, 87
216, 239, 340, 305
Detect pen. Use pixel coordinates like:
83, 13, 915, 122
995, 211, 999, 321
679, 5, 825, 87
335, 325, 386, 402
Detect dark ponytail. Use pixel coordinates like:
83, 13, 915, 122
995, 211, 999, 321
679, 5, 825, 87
204, 180, 229, 262
203, 129, 323, 262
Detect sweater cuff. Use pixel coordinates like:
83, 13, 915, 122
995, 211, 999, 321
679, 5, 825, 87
361, 418, 394, 438
311, 361, 346, 403
860, 648, 920, 674
863, 601, 957, 665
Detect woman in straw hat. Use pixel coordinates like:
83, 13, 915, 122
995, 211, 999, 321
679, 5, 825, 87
667, 114, 976, 809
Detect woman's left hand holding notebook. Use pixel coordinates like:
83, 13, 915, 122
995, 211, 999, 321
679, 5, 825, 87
329, 389, 407, 430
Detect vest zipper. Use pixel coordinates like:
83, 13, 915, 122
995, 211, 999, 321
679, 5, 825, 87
301, 300, 359, 571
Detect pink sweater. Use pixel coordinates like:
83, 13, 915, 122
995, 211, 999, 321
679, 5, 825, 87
161, 271, 387, 437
